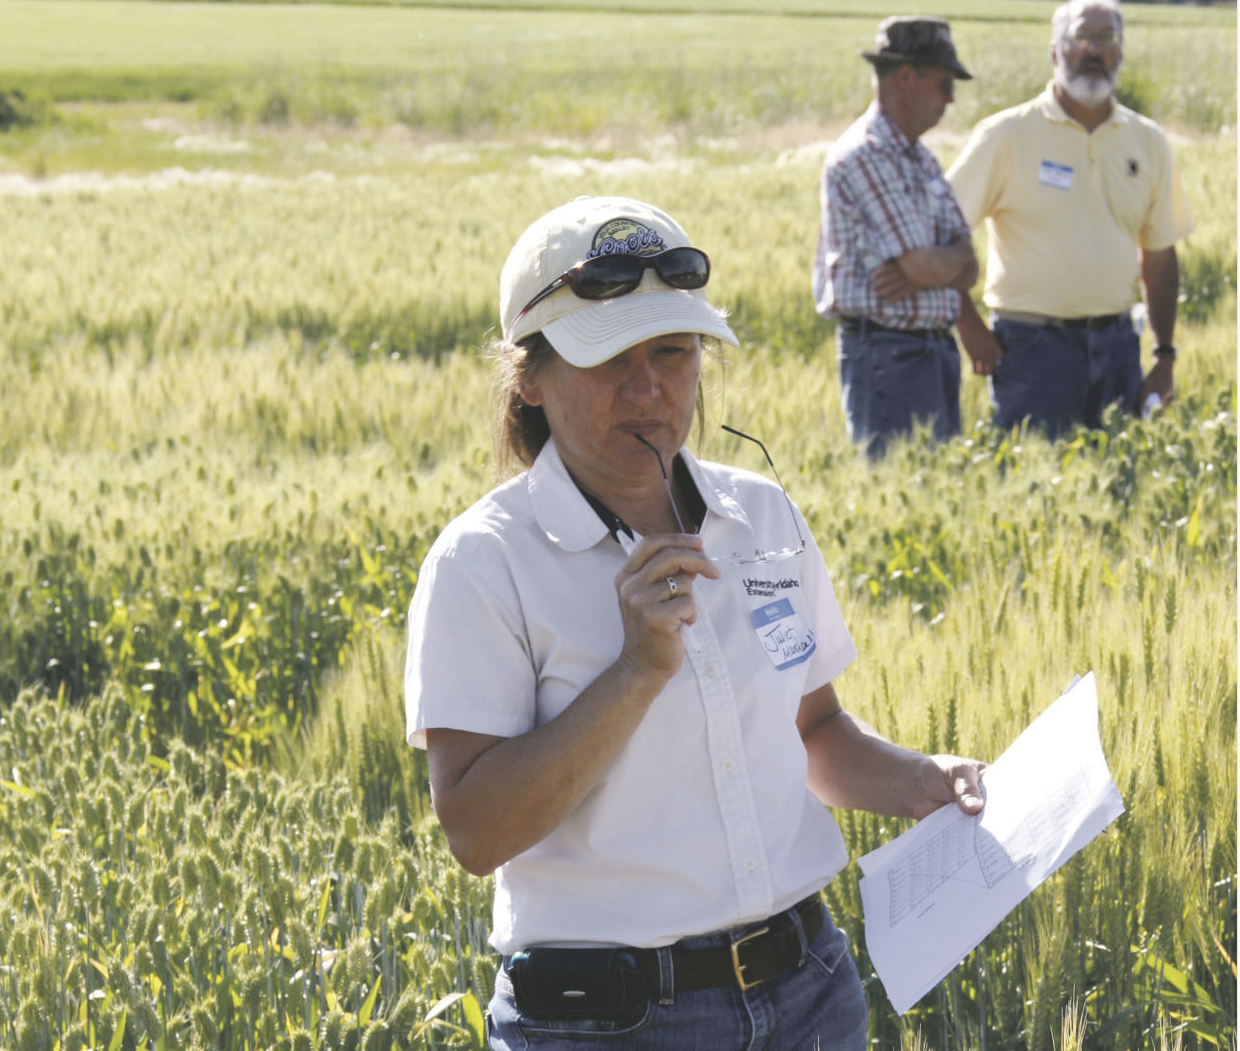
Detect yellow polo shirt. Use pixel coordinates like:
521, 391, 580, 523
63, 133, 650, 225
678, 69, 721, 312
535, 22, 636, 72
946, 84, 1193, 317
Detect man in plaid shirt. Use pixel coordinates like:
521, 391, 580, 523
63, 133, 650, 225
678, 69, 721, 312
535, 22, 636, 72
813, 17, 986, 459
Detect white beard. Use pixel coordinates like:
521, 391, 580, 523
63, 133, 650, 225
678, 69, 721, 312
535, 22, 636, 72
1054, 57, 1120, 108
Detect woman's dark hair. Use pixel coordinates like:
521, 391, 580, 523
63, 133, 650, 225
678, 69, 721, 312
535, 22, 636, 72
490, 332, 556, 477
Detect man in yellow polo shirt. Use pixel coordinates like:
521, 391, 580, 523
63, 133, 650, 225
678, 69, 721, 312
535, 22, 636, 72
946, 0, 1193, 438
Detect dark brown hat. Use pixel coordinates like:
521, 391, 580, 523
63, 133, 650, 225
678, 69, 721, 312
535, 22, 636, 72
861, 16, 973, 80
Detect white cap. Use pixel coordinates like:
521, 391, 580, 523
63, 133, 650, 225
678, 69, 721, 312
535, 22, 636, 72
499, 196, 739, 368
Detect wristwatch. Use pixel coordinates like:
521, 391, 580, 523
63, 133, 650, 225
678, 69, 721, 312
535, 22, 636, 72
1153, 344, 1177, 361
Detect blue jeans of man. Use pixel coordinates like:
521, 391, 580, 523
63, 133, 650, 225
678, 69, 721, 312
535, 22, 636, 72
989, 317, 1142, 439
836, 324, 962, 459
486, 903, 868, 1051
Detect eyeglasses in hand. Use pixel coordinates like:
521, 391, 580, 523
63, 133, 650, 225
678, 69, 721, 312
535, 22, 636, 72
635, 425, 807, 567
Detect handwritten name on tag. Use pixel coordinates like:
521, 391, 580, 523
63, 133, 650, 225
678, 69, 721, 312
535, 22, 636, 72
750, 597, 817, 671
1038, 161, 1074, 190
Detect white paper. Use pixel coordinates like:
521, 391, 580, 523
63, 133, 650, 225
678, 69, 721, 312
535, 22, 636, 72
858, 672, 1124, 1014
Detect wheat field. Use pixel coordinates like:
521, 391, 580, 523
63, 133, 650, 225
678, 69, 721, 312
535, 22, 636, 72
0, 0, 1234, 1048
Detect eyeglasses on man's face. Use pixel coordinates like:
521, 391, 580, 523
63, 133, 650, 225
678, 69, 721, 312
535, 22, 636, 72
1065, 15, 1121, 48
636, 425, 807, 567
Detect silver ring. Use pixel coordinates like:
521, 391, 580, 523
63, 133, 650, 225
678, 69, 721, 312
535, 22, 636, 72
666, 576, 678, 601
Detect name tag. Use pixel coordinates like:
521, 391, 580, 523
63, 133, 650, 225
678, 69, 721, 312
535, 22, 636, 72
1038, 161, 1074, 190
750, 598, 817, 671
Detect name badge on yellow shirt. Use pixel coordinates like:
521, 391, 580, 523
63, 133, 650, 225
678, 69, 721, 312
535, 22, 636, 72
1038, 161, 1074, 191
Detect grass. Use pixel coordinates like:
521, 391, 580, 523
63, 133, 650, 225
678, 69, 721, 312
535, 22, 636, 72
0, 0, 1232, 174
0, 0, 1234, 1047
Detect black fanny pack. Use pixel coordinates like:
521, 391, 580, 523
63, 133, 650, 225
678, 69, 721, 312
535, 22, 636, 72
506, 895, 824, 1022
508, 947, 649, 1022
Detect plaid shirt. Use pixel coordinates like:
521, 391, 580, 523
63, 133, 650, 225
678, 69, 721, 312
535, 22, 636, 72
813, 103, 970, 330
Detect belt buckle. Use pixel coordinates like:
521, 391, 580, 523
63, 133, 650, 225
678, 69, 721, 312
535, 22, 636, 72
729, 925, 770, 991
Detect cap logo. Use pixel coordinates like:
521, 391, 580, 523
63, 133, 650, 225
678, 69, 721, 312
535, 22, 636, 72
587, 218, 665, 259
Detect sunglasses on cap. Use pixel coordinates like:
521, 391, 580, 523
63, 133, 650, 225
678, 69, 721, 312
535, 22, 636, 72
511, 246, 711, 332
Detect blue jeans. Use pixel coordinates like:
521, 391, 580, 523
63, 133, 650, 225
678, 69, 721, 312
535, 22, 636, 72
486, 904, 867, 1051
989, 317, 1142, 438
836, 325, 962, 459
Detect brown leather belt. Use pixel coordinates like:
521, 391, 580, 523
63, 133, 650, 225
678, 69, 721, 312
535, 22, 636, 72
992, 309, 1129, 330
639, 894, 823, 993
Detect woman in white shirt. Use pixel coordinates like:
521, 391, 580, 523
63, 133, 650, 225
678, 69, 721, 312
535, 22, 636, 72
405, 195, 985, 1050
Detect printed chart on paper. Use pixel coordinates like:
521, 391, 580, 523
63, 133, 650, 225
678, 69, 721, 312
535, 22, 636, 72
858, 673, 1125, 1014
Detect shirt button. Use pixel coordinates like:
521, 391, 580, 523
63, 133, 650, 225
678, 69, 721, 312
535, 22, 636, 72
721, 759, 735, 773
743, 858, 757, 872
705, 664, 717, 677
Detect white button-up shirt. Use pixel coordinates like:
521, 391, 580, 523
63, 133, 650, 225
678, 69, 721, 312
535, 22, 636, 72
405, 438, 855, 952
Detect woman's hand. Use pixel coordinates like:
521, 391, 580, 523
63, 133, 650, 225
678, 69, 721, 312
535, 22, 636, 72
912, 754, 987, 819
614, 534, 720, 686
427, 534, 718, 875
800, 684, 988, 820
